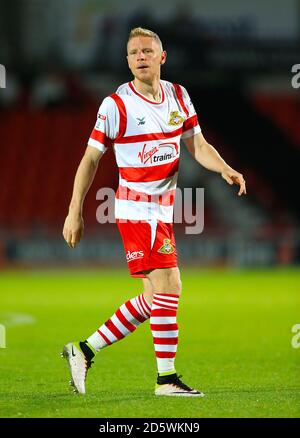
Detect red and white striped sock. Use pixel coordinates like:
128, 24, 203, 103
87, 293, 151, 352
150, 293, 179, 375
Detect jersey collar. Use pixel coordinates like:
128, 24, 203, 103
129, 81, 165, 105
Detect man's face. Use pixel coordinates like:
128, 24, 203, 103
127, 36, 166, 83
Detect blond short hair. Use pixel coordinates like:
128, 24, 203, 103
128, 27, 163, 50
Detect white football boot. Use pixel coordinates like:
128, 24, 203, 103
61, 342, 93, 394
155, 374, 205, 397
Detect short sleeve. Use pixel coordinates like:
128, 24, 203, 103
87, 97, 119, 153
179, 86, 202, 140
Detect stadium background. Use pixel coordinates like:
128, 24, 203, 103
0, 0, 299, 418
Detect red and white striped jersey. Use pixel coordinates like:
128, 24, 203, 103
88, 80, 201, 222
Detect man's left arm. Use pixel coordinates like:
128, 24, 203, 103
183, 132, 247, 196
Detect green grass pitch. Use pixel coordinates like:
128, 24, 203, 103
0, 268, 299, 418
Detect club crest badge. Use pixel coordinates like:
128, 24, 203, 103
157, 239, 175, 254
168, 111, 185, 126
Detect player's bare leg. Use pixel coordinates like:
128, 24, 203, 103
142, 277, 154, 305
145, 267, 204, 397
145, 267, 182, 295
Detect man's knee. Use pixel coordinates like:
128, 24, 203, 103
165, 268, 182, 294
145, 267, 182, 295
142, 278, 154, 304
170, 275, 182, 295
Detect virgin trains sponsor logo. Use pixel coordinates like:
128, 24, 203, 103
138, 143, 179, 165
126, 250, 144, 262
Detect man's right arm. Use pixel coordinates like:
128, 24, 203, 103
63, 146, 103, 248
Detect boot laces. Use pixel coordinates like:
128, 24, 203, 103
172, 375, 193, 391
